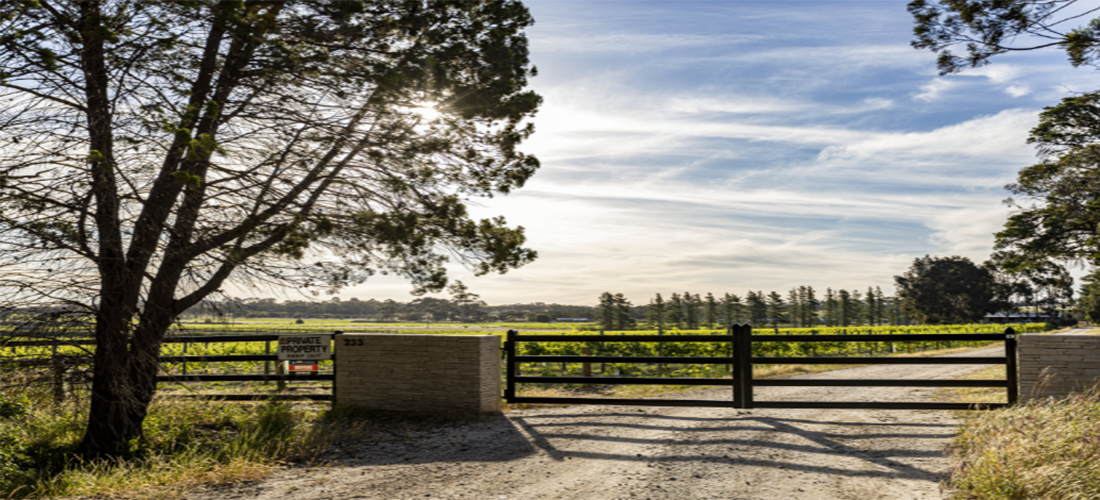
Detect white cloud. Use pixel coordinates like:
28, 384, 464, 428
1005, 85, 1032, 98
532, 32, 768, 54
913, 78, 958, 102
927, 205, 1015, 258
663, 95, 806, 115
969, 64, 1023, 84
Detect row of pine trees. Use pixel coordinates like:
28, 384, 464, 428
596, 287, 910, 331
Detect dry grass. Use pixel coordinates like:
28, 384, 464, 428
0, 394, 351, 500
945, 386, 1100, 499
938, 365, 1008, 405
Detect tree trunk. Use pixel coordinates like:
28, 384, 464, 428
81, 309, 172, 455
81, 313, 140, 454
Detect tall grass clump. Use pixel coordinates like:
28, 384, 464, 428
0, 385, 342, 499
948, 387, 1100, 499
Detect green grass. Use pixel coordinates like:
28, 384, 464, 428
0, 386, 354, 500
944, 387, 1100, 499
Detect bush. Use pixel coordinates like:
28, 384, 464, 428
0, 395, 31, 489
0, 395, 29, 419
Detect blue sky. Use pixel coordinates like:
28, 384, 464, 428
336, 0, 1098, 306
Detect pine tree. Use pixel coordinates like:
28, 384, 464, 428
684, 292, 701, 329
647, 293, 667, 332
597, 292, 616, 331
747, 291, 767, 325
614, 293, 634, 330
766, 291, 786, 328
851, 290, 864, 326
704, 293, 718, 329
874, 287, 883, 325
838, 289, 852, 327
668, 293, 684, 329
787, 288, 802, 327
890, 295, 899, 325
865, 286, 877, 326
722, 293, 744, 326
824, 288, 838, 326
804, 286, 820, 326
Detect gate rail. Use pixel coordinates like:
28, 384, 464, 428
504, 326, 1017, 410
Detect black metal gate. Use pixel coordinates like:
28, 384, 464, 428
503, 326, 1017, 410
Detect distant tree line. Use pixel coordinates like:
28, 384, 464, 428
606, 287, 904, 332
184, 290, 598, 324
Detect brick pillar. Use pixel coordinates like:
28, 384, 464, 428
335, 334, 502, 413
1018, 333, 1100, 402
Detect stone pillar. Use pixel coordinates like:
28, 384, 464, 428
1018, 333, 1100, 403
335, 334, 501, 413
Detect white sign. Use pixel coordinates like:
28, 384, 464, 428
277, 334, 333, 360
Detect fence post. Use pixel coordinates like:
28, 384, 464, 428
264, 340, 271, 383
1005, 327, 1018, 405
504, 329, 517, 401
51, 341, 65, 402
657, 327, 664, 377
581, 346, 592, 388
730, 324, 740, 407
600, 330, 605, 374
740, 323, 754, 409
332, 330, 342, 404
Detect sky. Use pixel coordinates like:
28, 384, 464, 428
331, 0, 1098, 306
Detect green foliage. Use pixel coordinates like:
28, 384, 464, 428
0, 394, 29, 418
0, 394, 32, 486
1078, 268, 1100, 323
910, 0, 1100, 74
596, 292, 634, 330
896, 255, 999, 324
996, 92, 1100, 266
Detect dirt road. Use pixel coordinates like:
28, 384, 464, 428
194, 348, 1005, 500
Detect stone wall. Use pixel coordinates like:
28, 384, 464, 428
335, 334, 501, 414
1018, 333, 1100, 402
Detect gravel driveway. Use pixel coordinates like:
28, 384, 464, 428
193, 347, 1005, 500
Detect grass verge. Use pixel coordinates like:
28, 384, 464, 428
0, 389, 366, 500
937, 341, 1100, 500
940, 386, 1100, 499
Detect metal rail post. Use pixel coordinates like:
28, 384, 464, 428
504, 329, 517, 401
740, 323, 754, 409
1005, 327, 1018, 405
730, 324, 739, 407
331, 330, 342, 404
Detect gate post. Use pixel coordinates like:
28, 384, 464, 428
332, 330, 342, 402
504, 329, 517, 401
1005, 327, 1017, 405
731, 324, 741, 407
740, 323, 754, 409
